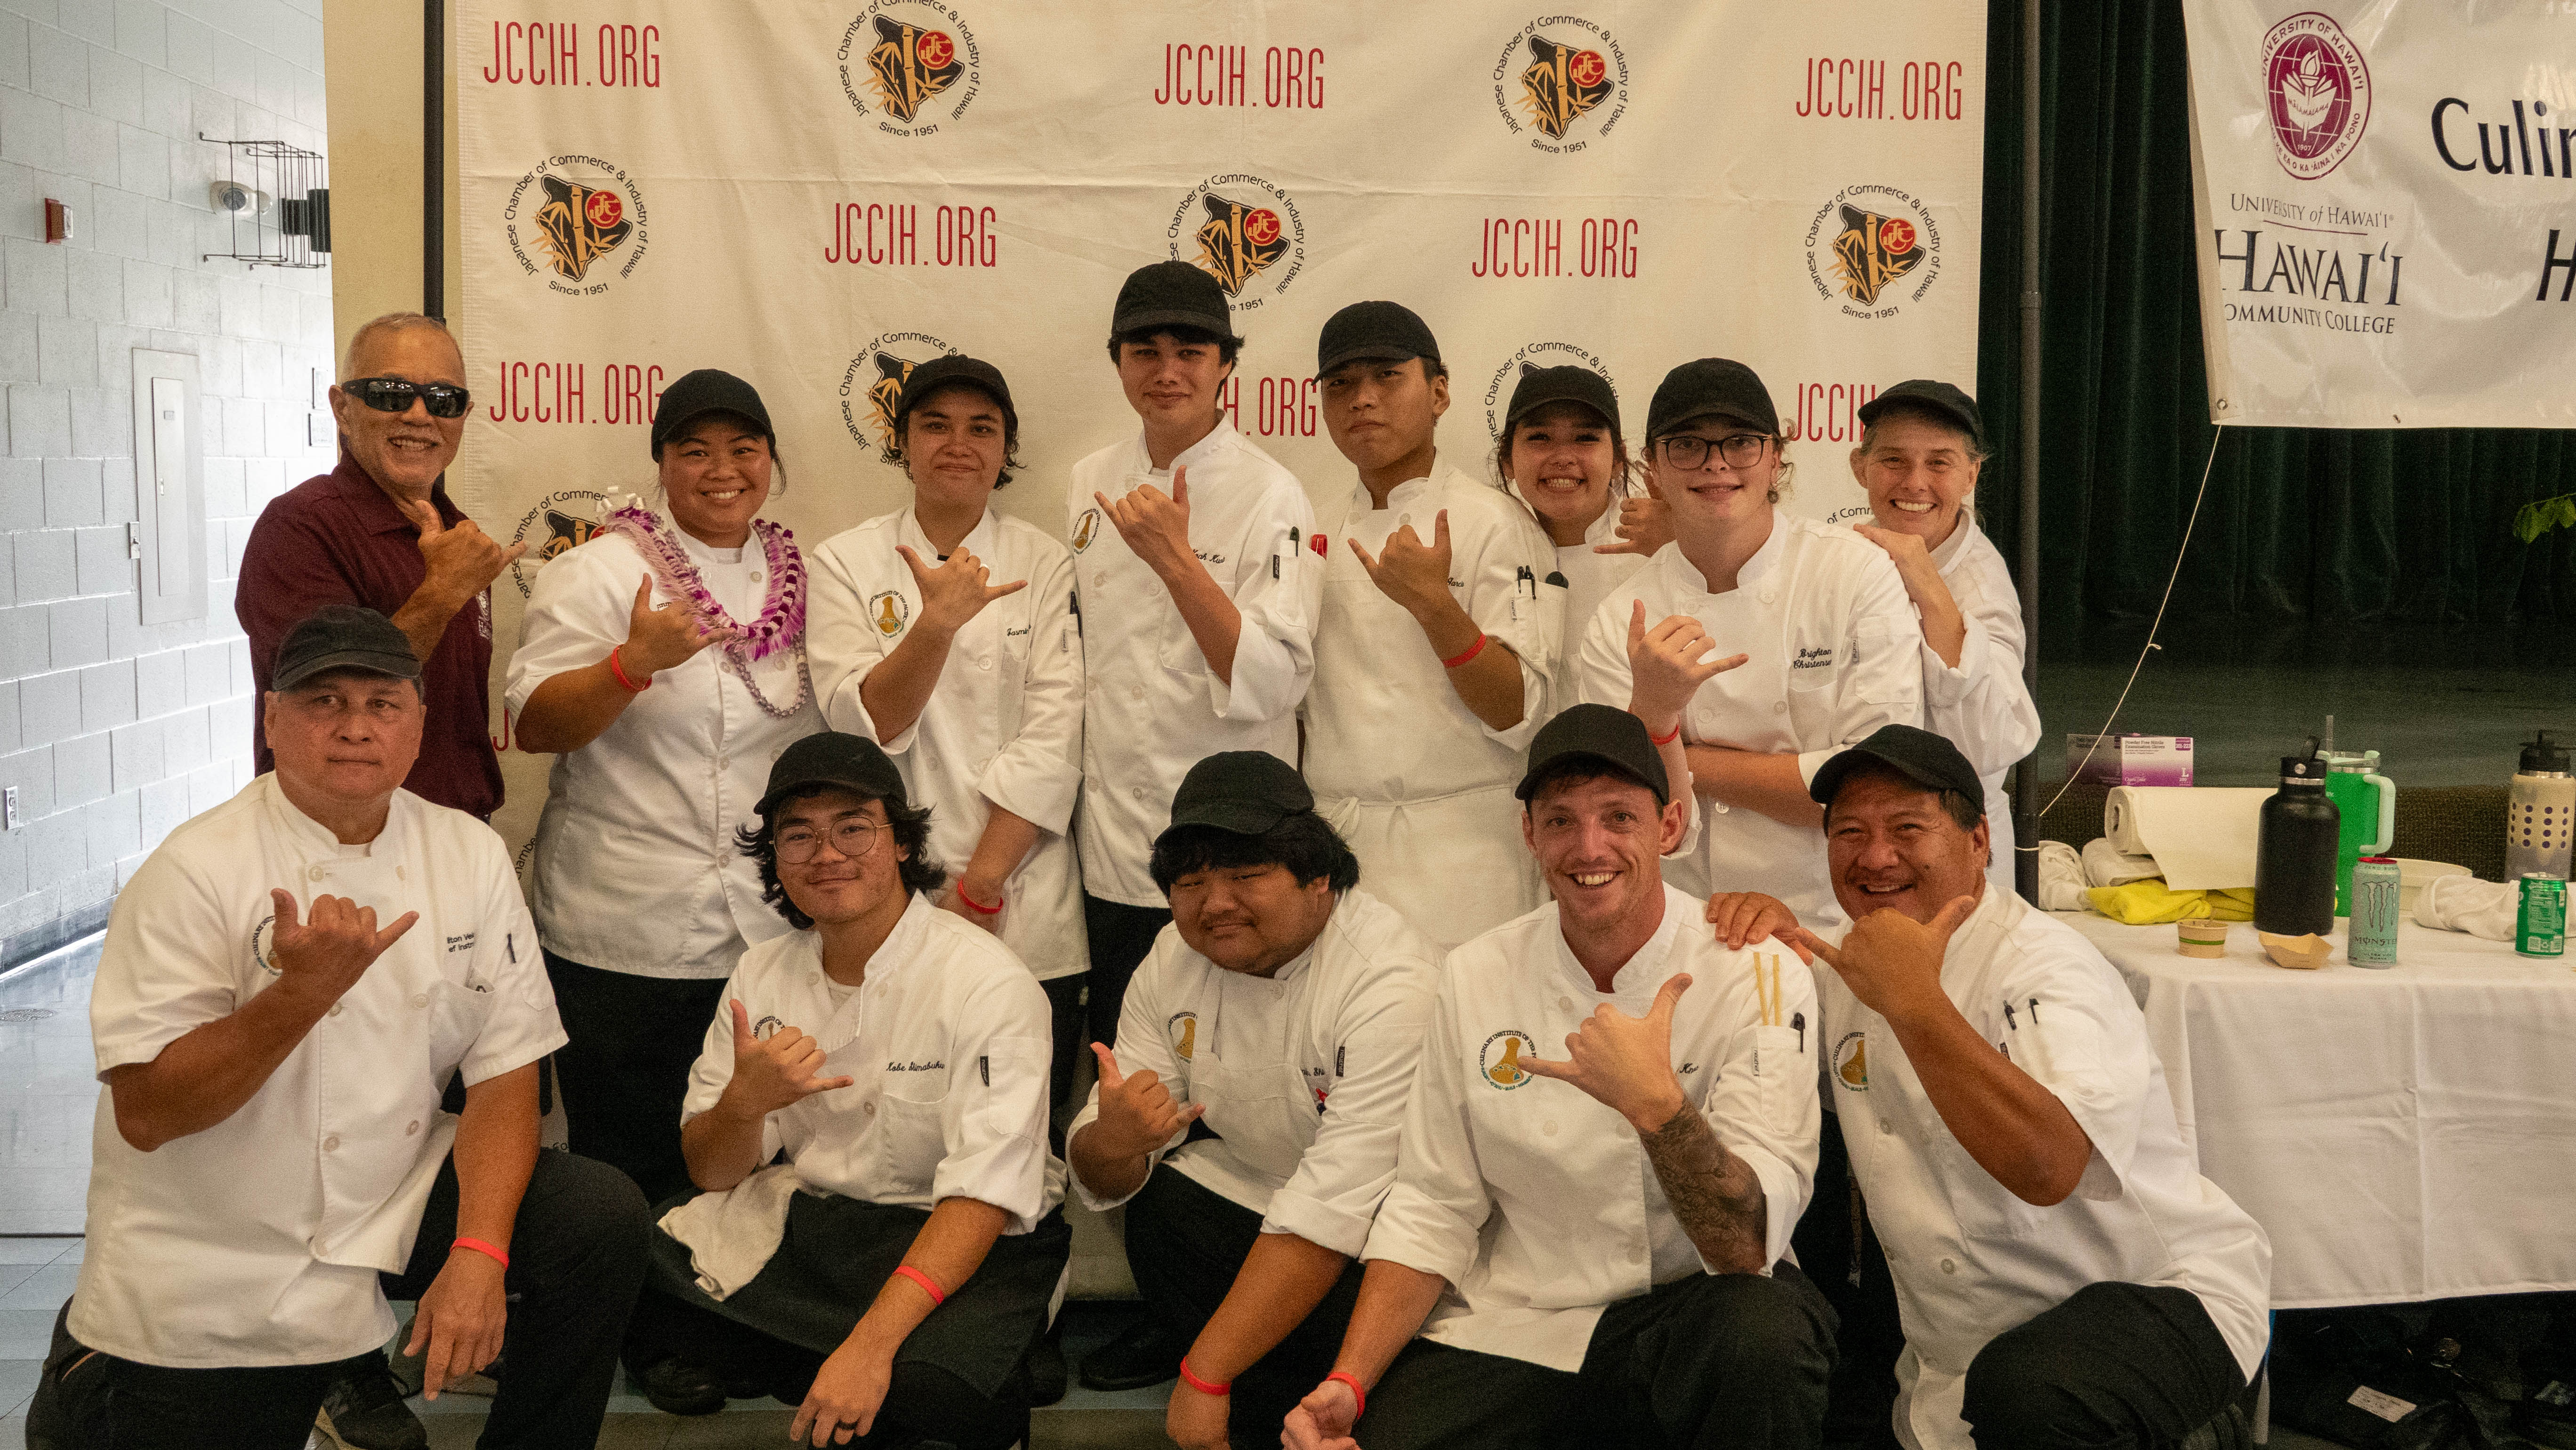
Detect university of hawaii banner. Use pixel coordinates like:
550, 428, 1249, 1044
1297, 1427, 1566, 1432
2183, 3, 2576, 428
455, 2, 1986, 852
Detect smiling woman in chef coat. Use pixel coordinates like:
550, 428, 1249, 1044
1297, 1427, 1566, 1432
805, 354, 1088, 1117
626, 733, 1068, 1444
1845, 381, 2039, 897
1577, 358, 1924, 926
507, 369, 822, 1209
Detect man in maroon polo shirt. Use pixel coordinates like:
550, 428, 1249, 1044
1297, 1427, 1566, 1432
239, 313, 523, 820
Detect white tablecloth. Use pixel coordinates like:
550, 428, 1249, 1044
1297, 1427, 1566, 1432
2056, 910, 2576, 1308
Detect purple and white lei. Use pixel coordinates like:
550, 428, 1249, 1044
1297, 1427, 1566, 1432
596, 504, 811, 718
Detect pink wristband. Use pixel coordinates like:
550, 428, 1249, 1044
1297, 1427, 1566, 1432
451, 1237, 509, 1271
892, 1264, 945, 1306
1327, 1370, 1367, 1418
955, 884, 1004, 915
1177, 1356, 1232, 1397
607, 645, 650, 693
1440, 633, 1489, 669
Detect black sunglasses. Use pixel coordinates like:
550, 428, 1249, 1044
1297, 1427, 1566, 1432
346, 376, 473, 419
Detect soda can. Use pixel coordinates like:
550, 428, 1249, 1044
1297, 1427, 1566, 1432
2349, 857, 2401, 967
2518, 872, 2568, 959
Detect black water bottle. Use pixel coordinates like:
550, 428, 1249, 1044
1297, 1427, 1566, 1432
2255, 744, 2340, 936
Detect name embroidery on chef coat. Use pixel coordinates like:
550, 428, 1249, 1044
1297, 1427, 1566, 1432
1834, 1032, 1869, 1090
1072, 510, 1100, 552
1167, 1011, 1198, 1061
869, 591, 910, 636
1792, 644, 1837, 671
1480, 1029, 1536, 1090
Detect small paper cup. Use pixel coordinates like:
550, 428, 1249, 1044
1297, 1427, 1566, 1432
2176, 916, 2230, 958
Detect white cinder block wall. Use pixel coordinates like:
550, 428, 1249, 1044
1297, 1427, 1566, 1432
0, 0, 331, 966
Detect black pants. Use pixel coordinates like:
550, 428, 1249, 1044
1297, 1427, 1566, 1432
1962, 1282, 2247, 1450
1041, 972, 1086, 1128
1123, 1164, 1365, 1442
97, 1148, 649, 1450
1080, 894, 1172, 1050
545, 951, 729, 1206
1358, 1262, 1838, 1450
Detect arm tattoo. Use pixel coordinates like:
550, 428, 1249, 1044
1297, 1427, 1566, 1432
1640, 1105, 1769, 1274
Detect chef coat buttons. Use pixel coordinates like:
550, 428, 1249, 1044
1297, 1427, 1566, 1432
405, 1120, 420, 1136
1772, 701, 1787, 715
751, 570, 763, 580
1400, 513, 1412, 525
411, 993, 429, 1010
308, 865, 326, 882
1556, 996, 1573, 1012
976, 656, 993, 671
1131, 786, 1144, 800
1541, 1120, 1558, 1136
322, 1135, 340, 1152
1130, 687, 1145, 702
1940, 1258, 1958, 1275
717, 757, 731, 773
1761, 590, 1776, 604
1879, 1118, 1894, 1135
327, 1002, 343, 1017
864, 1102, 877, 1117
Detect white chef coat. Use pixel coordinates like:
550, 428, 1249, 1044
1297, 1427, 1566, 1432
507, 524, 821, 978
1065, 889, 1438, 1257
1546, 501, 1653, 721
1818, 886, 2270, 1450
1303, 467, 1556, 949
1363, 887, 1821, 1372
72, 775, 563, 1368
807, 507, 1089, 981
1578, 515, 1923, 926
1921, 518, 2041, 898
1069, 420, 1321, 906
680, 893, 1065, 1234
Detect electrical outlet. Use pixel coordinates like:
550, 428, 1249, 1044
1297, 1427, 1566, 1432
5, 786, 19, 830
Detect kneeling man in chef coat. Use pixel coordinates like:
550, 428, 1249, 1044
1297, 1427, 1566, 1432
626, 731, 1070, 1448
1066, 750, 1441, 1449
1770, 725, 2271, 1450
44, 604, 649, 1450
1285, 702, 1837, 1450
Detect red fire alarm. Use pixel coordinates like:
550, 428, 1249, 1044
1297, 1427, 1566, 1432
43, 198, 71, 243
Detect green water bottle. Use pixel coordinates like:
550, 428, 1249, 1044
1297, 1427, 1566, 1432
2323, 748, 2396, 916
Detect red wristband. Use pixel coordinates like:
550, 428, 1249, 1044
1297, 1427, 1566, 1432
607, 645, 650, 693
1648, 720, 1682, 745
1440, 633, 1489, 669
1327, 1370, 1367, 1418
892, 1264, 945, 1306
451, 1237, 509, 1271
955, 884, 1004, 915
1177, 1356, 1232, 1397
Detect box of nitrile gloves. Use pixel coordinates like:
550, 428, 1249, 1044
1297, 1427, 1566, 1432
2065, 733, 2194, 786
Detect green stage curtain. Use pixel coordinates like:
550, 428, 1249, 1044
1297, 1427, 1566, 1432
1974, 0, 2576, 632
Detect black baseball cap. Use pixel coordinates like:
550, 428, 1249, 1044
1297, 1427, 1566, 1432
1517, 703, 1669, 808
1809, 725, 1986, 813
1644, 358, 1779, 441
1110, 260, 1240, 342
651, 369, 773, 454
1856, 379, 1983, 451
271, 604, 421, 691
1502, 364, 1620, 435
1161, 751, 1314, 842
756, 732, 910, 818
893, 354, 1017, 440
1317, 300, 1440, 378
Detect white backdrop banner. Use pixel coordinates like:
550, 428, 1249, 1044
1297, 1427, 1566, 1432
455, 1, 1986, 852
2183, 3, 2576, 429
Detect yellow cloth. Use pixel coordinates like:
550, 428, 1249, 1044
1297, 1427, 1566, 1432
2085, 880, 2256, 925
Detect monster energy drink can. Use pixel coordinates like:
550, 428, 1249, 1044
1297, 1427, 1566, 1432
2518, 872, 2567, 959
2348, 856, 2400, 967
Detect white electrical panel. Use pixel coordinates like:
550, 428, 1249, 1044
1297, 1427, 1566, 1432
130, 350, 207, 626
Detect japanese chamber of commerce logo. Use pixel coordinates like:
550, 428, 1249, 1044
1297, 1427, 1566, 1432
507, 489, 607, 597
867, 590, 910, 636
2261, 11, 2369, 180
1482, 347, 1616, 444
1804, 184, 1942, 318
839, 332, 959, 456
1167, 1011, 1198, 1061
1480, 1028, 1537, 1090
1071, 508, 1100, 553
838, 4, 982, 135
1834, 1032, 1868, 1091
1168, 174, 1305, 310
1491, 16, 1628, 153
252, 915, 280, 975
501, 156, 646, 293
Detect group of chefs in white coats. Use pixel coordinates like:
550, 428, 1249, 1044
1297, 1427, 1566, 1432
39, 246, 2240, 1450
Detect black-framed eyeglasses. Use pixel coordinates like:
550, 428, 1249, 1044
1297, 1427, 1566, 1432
776, 818, 885, 865
346, 376, 473, 419
1658, 432, 1771, 471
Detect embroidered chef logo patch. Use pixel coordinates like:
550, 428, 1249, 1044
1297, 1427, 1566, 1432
868, 590, 910, 636
1481, 1029, 1537, 1090
1167, 1010, 1198, 1061
1071, 508, 1100, 554
1834, 1031, 1868, 1091
753, 1015, 786, 1041
251, 915, 281, 976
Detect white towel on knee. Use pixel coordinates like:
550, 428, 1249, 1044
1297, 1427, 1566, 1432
658, 1163, 804, 1300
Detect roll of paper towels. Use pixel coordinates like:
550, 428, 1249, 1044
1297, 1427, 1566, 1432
2101, 787, 2274, 891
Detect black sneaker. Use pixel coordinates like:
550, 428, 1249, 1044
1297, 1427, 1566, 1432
314, 1353, 428, 1450
2523, 1373, 2576, 1450
1027, 1321, 1069, 1407
1077, 1317, 1187, 1393
633, 1353, 728, 1416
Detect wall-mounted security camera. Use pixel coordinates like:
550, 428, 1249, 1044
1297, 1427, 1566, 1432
210, 180, 273, 214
